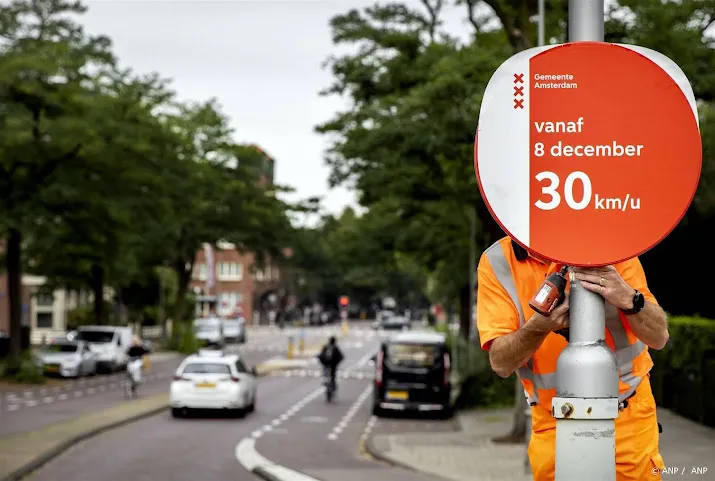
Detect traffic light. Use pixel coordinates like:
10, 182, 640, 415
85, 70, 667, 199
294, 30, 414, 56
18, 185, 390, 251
339, 295, 349, 307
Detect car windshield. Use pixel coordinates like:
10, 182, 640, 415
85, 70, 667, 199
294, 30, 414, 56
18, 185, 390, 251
181, 362, 231, 374
43, 344, 78, 353
386, 343, 438, 367
75, 331, 114, 343
198, 324, 218, 332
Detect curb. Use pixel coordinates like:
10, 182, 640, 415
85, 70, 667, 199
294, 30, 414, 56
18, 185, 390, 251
252, 466, 283, 481
1, 404, 169, 481
364, 434, 418, 472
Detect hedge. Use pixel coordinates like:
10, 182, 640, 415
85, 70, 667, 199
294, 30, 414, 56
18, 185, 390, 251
649, 316, 715, 428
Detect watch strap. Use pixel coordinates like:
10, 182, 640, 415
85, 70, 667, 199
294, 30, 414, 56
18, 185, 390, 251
621, 289, 644, 315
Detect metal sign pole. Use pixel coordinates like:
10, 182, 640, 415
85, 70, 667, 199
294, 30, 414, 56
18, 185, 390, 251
552, 2, 619, 481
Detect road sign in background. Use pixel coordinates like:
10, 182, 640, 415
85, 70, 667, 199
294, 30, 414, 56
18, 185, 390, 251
475, 42, 701, 266
339, 295, 349, 307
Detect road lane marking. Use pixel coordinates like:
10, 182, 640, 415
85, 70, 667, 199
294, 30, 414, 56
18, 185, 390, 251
235, 438, 321, 481
360, 415, 378, 443
327, 384, 373, 441
352, 350, 375, 369
250, 386, 323, 439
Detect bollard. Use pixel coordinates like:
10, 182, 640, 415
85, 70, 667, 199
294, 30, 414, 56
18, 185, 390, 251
299, 329, 305, 354
553, 280, 619, 481
287, 336, 294, 360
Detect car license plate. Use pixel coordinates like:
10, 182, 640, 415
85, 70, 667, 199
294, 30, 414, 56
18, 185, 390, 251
386, 390, 408, 400
45, 365, 59, 372
195, 382, 216, 388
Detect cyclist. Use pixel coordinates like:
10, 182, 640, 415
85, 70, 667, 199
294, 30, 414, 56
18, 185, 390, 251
317, 336, 344, 392
125, 336, 149, 395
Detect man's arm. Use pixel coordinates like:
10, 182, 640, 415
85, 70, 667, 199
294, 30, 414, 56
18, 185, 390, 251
489, 324, 550, 378
476, 251, 567, 378
622, 299, 668, 350
574, 259, 669, 350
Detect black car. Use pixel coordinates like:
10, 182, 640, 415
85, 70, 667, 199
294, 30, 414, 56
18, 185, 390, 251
372, 331, 452, 418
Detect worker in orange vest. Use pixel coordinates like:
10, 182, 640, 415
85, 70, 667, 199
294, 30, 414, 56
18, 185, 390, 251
476, 237, 669, 481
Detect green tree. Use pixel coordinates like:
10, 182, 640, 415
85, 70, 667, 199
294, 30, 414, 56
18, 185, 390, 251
0, 0, 114, 365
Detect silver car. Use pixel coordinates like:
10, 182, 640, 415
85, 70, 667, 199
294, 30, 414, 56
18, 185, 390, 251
37, 340, 97, 378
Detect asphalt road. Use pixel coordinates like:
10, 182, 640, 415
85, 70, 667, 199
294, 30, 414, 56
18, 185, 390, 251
24, 323, 453, 481
0, 325, 337, 437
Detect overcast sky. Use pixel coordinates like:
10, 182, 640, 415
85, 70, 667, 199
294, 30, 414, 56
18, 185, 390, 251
81, 1, 474, 220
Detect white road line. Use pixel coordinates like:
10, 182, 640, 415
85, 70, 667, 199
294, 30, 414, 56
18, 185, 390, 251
327, 384, 373, 441
236, 438, 320, 481
360, 415, 378, 443
250, 387, 323, 440
7, 404, 20, 411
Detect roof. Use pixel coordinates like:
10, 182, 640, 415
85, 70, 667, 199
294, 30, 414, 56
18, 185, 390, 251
388, 331, 446, 345
184, 350, 239, 363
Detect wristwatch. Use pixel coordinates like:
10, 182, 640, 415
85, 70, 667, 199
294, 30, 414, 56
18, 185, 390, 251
621, 289, 645, 315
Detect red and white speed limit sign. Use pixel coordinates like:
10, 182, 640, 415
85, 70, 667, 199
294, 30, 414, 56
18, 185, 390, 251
475, 42, 701, 266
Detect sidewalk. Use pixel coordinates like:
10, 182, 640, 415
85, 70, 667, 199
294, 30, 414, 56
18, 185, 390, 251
367, 408, 715, 481
0, 393, 169, 481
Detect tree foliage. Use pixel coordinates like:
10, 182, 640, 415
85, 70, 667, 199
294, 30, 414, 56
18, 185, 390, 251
0, 0, 294, 365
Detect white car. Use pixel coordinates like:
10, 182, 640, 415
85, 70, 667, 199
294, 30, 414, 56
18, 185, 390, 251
36, 340, 97, 378
170, 351, 258, 418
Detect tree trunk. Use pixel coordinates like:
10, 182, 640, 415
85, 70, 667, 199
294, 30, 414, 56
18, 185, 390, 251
90, 264, 105, 324
7, 228, 24, 366
458, 282, 471, 340
493, 377, 528, 444
172, 257, 193, 323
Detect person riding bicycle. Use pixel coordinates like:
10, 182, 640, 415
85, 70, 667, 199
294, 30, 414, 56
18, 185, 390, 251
125, 336, 149, 393
317, 336, 344, 390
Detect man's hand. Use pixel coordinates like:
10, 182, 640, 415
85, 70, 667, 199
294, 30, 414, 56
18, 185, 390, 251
573, 266, 635, 310
526, 296, 570, 334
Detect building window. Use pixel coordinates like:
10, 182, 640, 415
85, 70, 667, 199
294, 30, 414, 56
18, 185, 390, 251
35, 292, 54, 307
195, 263, 207, 280
219, 292, 243, 316
218, 262, 243, 281
36, 312, 53, 329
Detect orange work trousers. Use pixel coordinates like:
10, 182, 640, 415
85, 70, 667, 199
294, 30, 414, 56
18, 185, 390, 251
528, 377, 665, 481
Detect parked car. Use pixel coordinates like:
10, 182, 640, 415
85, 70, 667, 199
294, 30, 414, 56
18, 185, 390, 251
170, 349, 258, 418
381, 315, 411, 331
222, 317, 246, 344
372, 331, 452, 418
193, 317, 224, 348
71, 326, 132, 373
36, 340, 97, 378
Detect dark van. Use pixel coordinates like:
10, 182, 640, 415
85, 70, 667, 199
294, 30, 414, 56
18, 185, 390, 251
372, 331, 452, 418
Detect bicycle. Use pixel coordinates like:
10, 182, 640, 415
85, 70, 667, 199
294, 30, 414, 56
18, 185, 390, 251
323, 366, 336, 403
124, 357, 143, 399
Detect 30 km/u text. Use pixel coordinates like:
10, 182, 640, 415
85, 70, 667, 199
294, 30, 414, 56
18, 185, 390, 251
534, 171, 641, 211
533, 118, 644, 158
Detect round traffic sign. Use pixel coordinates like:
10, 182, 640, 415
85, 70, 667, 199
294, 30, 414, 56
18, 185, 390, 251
475, 42, 701, 266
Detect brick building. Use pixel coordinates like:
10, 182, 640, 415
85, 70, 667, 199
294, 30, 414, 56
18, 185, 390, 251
189, 242, 284, 325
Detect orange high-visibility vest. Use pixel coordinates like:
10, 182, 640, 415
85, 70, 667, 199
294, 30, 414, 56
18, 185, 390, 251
477, 237, 655, 415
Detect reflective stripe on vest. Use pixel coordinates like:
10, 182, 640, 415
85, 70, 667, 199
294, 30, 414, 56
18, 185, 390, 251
485, 243, 646, 404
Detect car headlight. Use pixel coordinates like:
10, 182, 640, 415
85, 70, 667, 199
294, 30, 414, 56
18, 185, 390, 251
64, 359, 80, 368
